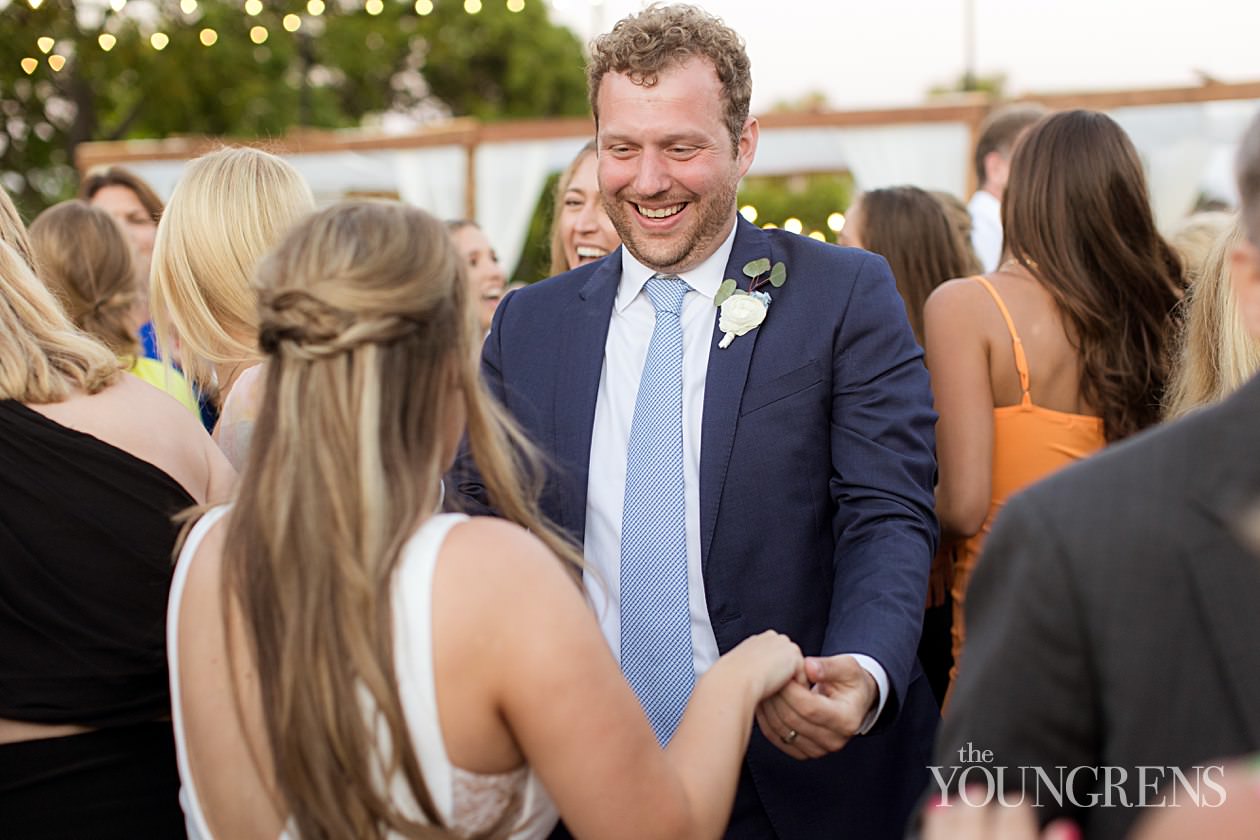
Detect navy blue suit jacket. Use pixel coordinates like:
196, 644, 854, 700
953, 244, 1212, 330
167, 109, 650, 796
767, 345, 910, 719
466, 217, 940, 839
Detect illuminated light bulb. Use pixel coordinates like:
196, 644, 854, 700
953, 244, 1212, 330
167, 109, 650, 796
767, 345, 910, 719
827, 212, 845, 232
464, 0, 482, 12
282, 13, 301, 30
98, 33, 117, 51
37, 36, 55, 54
180, 0, 197, 12
783, 217, 803, 235
365, 0, 384, 13
739, 204, 758, 223
245, 0, 263, 14
307, 0, 325, 14
808, 231, 826, 241
507, 0, 525, 10
27, 0, 43, 8
20, 57, 38, 75
150, 32, 170, 50
761, 223, 778, 230
415, 0, 433, 11
109, 0, 126, 10
199, 28, 218, 46
48, 54, 66, 71
250, 25, 268, 44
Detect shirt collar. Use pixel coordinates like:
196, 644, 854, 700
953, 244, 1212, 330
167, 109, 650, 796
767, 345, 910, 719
615, 219, 739, 313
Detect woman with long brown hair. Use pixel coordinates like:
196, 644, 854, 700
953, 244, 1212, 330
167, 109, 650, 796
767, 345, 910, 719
29, 200, 198, 413
168, 201, 801, 839
925, 110, 1182, 698
839, 185, 980, 345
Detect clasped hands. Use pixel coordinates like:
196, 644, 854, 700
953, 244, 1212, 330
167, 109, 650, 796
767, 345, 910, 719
754, 654, 878, 760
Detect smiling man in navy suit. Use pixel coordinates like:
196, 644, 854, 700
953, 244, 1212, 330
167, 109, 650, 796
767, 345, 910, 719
464, 5, 939, 837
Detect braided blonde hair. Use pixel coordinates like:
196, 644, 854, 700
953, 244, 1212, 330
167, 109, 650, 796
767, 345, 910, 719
224, 201, 580, 839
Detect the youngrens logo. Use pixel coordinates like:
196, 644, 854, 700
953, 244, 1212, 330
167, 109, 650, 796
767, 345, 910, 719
930, 743, 1227, 809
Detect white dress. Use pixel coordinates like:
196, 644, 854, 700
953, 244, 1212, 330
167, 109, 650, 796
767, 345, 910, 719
167, 508, 559, 839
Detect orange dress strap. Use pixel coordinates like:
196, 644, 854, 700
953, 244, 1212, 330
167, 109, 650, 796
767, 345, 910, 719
969, 275, 1032, 406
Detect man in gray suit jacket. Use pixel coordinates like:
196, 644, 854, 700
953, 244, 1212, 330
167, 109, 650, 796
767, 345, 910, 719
936, 109, 1260, 840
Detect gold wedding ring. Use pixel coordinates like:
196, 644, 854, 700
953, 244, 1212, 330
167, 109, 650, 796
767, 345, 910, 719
782, 729, 798, 745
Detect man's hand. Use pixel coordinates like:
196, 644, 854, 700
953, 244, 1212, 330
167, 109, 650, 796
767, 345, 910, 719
754, 654, 878, 760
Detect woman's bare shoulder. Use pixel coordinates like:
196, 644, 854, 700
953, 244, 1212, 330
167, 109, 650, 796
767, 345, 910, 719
434, 516, 584, 618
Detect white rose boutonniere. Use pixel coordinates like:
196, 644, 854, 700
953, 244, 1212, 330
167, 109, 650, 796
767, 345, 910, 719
713, 257, 787, 349
718, 291, 771, 348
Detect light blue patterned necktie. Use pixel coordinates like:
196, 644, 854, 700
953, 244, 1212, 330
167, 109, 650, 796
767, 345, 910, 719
620, 273, 695, 746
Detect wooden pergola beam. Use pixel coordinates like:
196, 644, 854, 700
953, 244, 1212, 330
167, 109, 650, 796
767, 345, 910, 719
74, 79, 1260, 217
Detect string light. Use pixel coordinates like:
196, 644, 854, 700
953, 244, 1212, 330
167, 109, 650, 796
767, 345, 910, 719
109, 0, 126, 10
282, 13, 301, 30
826, 212, 845, 232
415, 0, 433, 12
465, 0, 482, 12
507, 0, 525, 10
150, 32, 170, 50
783, 217, 803, 234
98, 33, 117, 51
180, 0, 197, 13
739, 205, 758, 223
808, 231, 826, 241
307, 0, 325, 14
37, 36, 55, 54
250, 25, 269, 43
365, 0, 384, 13
20, 57, 38, 75
244, 0, 263, 14
27, 0, 43, 8
761, 223, 779, 230
199, 28, 218, 46
48, 54, 66, 71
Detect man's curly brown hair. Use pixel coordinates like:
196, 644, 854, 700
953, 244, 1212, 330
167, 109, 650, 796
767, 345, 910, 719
587, 3, 752, 154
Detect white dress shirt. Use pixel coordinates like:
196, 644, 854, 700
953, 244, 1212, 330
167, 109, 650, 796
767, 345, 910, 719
583, 220, 888, 729
968, 189, 1003, 273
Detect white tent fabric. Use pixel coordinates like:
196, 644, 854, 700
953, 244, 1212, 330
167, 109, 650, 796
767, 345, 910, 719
473, 137, 589, 272
394, 146, 467, 220
1111, 98, 1260, 229
749, 122, 971, 196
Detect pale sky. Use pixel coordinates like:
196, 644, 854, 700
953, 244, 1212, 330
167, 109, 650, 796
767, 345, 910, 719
551, 0, 1260, 113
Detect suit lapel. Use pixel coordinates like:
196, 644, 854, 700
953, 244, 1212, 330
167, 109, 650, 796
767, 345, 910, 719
699, 219, 776, 572
552, 255, 620, 539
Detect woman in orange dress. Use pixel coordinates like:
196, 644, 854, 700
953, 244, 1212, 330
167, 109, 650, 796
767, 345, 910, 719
925, 110, 1183, 701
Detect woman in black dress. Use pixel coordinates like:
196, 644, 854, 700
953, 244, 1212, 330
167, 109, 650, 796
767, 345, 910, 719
0, 186, 234, 839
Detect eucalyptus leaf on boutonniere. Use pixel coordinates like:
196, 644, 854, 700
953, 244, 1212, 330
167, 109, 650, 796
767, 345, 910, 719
715, 257, 788, 348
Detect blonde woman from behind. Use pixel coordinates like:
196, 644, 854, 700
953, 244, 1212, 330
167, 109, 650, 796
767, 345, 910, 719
1164, 219, 1260, 420
150, 146, 315, 468
167, 201, 802, 840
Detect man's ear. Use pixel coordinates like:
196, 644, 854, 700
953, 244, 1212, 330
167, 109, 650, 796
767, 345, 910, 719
1230, 239, 1260, 339
736, 116, 759, 179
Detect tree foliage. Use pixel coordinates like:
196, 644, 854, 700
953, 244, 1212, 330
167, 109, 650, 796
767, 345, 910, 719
737, 172, 855, 241
0, 0, 589, 217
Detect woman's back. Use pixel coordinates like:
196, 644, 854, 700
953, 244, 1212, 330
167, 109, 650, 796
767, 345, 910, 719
963, 267, 1093, 413
170, 511, 556, 840
927, 266, 1107, 699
